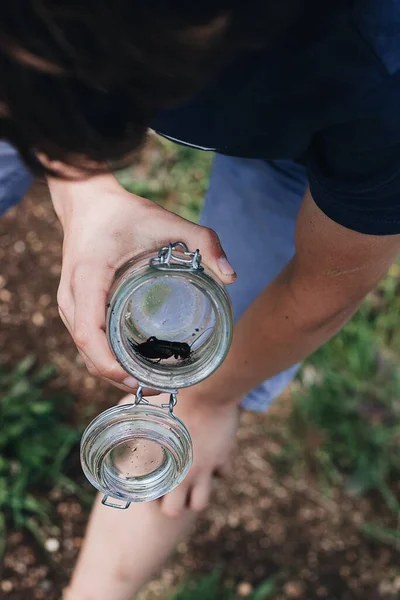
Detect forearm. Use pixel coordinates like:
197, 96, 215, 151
192, 183, 400, 406
194, 260, 361, 404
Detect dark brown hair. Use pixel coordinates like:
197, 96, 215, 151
0, 1, 301, 176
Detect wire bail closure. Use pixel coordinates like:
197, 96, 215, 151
101, 386, 179, 510
101, 496, 131, 510
150, 241, 203, 271
135, 385, 178, 416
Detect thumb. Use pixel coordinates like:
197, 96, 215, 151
195, 226, 236, 285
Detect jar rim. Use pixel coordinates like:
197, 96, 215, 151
107, 254, 233, 390
80, 403, 193, 503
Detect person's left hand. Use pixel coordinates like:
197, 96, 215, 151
158, 390, 239, 517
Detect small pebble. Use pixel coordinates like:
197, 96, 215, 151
39, 580, 52, 593
75, 353, 85, 366
39, 294, 52, 307
50, 263, 62, 276
0, 289, 12, 302
237, 582, 253, 597
301, 365, 319, 387
379, 580, 394, 595
340, 566, 351, 578
31, 240, 43, 253
259, 497, 272, 510
32, 312, 45, 326
13, 240, 26, 253
228, 514, 240, 528
45, 538, 60, 553
84, 376, 96, 390
1, 580, 13, 593
283, 581, 306, 598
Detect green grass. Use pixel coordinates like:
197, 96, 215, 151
280, 265, 400, 515
170, 571, 278, 600
117, 135, 211, 222
0, 356, 83, 555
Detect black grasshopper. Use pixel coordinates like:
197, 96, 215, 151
128, 329, 212, 362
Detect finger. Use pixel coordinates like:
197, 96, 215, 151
76, 344, 142, 393
100, 376, 140, 395
189, 476, 213, 513
59, 303, 113, 388
60, 287, 155, 394
71, 266, 131, 386
161, 483, 190, 519
194, 225, 236, 285
58, 305, 74, 337
59, 277, 113, 379
164, 217, 236, 285
61, 296, 158, 395
59, 302, 136, 391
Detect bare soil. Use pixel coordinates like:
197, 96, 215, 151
1, 183, 399, 600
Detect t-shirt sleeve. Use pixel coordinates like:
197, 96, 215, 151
306, 95, 400, 235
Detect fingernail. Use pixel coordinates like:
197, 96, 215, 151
218, 257, 236, 276
123, 376, 138, 389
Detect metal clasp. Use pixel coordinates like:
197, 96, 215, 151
134, 385, 149, 406
135, 385, 178, 417
101, 496, 131, 510
150, 241, 203, 271
101, 387, 179, 511
161, 391, 178, 416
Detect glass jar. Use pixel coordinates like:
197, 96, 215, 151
80, 242, 233, 508
81, 400, 192, 506
106, 242, 233, 390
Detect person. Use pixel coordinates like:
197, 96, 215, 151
1, 1, 400, 598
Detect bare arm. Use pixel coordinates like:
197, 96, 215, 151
191, 187, 400, 403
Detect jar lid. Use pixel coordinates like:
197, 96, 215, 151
80, 399, 192, 506
107, 242, 233, 391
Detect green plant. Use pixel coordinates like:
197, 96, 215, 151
117, 135, 212, 222
0, 356, 83, 554
358, 521, 400, 546
170, 570, 278, 600
281, 267, 400, 514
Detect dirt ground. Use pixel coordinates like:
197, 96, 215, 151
1, 183, 400, 600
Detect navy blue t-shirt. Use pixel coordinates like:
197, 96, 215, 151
154, 0, 400, 235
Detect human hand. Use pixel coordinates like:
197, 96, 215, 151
158, 390, 239, 517
49, 173, 236, 393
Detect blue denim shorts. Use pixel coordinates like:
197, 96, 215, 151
201, 154, 307, 411
0, 142, 34, 215
0, 143, 307, 411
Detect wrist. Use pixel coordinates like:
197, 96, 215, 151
47, 172, 136, 226
48, 170, 123, 200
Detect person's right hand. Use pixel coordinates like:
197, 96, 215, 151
48, 172, 236, 393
